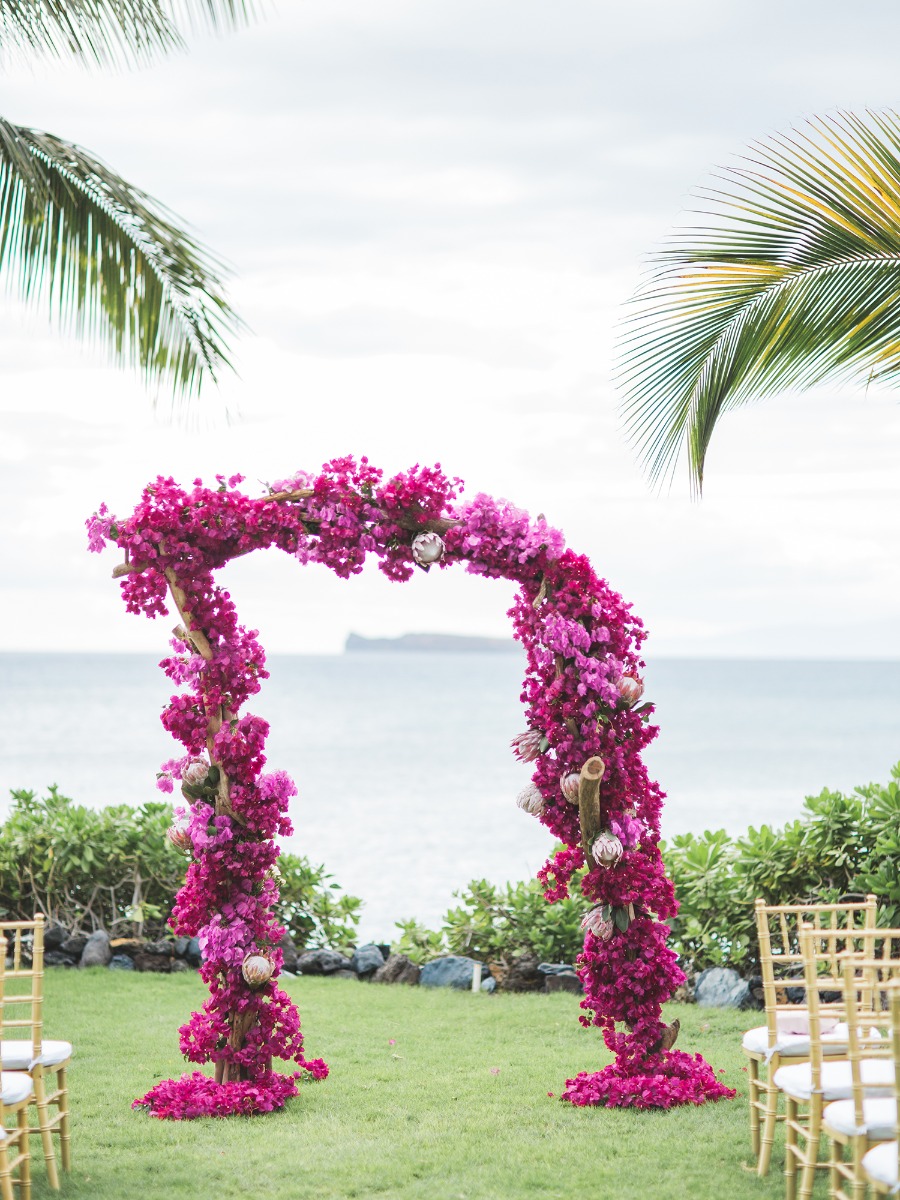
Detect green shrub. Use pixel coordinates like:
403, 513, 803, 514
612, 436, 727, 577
662, 763, 900, 974
0, 786, 362, 950
393, 856, 589, 966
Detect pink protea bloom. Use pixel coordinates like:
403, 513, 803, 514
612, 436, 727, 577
516, 783, 544, 816
242, 954, 275, 988
591, 830, 624, 867
616, 672, 644, 707
167, 817, 192, 856
581, 907, 615, 940
411, 531, 445, 565
511, 729, 543, 762
560, 772, 581, 805
181, 758, 210, 787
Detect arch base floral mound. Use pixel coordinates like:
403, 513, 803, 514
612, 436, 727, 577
87, 457, 734, 1118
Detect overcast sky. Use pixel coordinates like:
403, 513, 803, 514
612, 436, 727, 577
3, 0, 900, 657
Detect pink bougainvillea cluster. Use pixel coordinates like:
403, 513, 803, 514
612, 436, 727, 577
88, 455, 733, 1116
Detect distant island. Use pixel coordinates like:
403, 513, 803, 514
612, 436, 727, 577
345, 632, 519, 654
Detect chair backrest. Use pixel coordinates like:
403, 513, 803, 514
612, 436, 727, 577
0, 917, 45, 1063
756, 896, 878, 1048
841, 957, 900, 1132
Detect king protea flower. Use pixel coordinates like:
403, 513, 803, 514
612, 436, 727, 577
591, 831, 624, 867
166, 817, 192, 855
616, 672, 644, 707
511, 729, 543, 762
242, 954, 275, 988
516, 783, 544, 816
181, 757, 210, 787
581, 907, 615, 940
560, 773, 581, 805
411, 531, 445, 565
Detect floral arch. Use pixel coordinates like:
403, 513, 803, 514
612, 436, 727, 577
87, 456, 733, 1118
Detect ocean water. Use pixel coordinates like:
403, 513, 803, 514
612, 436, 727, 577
1, 652, 899, 940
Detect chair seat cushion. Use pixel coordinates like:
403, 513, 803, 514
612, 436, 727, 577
0, 1039, 72, 1069
742, 1022, 850, 1060
774, 1059, 894, 1102
824, 1097, 898, 1139
863, 1141, 899, 1191
0, 1071, 33, 1106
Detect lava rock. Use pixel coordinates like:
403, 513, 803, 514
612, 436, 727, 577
173, 937, 191, 958
296, 949, 353, 975
372, 953, 420, 986
538, 963, 576, 976
695, 966, 753, 1009
275, 931, 299, 974
80, 930, 112, 969
350, 943, 385, 979
133, 951, 172, 973
43, 921, 68, 951
481, 976, 497, 993
498, 954, 545, 993
109, 954, 135, 971
331, 969, 358, 980
420, 956, 480, 990
544, 973, 583, 994
170, 959, 190, 973
143, 939, 175, 958
44, 951, 76, 968
185, 937, 203, 968
109, 938, 143, 958
61, 933, 88, 958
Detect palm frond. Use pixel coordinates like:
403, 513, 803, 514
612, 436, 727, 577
618, 110, 900, 491
0, 116, 240, 398
0, 0, 255, 66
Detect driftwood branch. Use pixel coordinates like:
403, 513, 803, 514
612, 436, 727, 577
578, 756, 606, 864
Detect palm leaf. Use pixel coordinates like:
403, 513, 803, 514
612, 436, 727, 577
0, 0, 255, 65
618, 110, 900, 491
0, 116, 240, 397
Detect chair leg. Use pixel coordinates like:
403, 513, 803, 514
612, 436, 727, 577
830, 1136, 843, 1200
850, 1135, 867, 1200
748, 1057, 761, 1157
0, 1141, 13, 1200
17, 1108, 30, 1200
759, 1077, 780, 1177
56, 1068, 70, 1173
799, 1094, 821, 1200
31, 1069, 59, 1190
785, 1096, 798, 1200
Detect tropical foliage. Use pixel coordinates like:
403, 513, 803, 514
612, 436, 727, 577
619, 110, 900, 489
0, 784, 362, 949
0, 1, 252, 396
393, 863, 589, 967
662, 761, 900, 974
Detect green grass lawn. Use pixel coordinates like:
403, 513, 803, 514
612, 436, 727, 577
38, 970, 784, 1200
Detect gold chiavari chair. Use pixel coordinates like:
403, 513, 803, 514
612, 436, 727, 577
823, 957, 899, 1200
0, 918, 72, 1190
860, 983, 900, 1196
744, 896, 878, 1176
0, 937, 33, 1200
774, 925, 895, 1200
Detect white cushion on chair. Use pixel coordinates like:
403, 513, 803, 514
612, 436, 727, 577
773, 1059, 895, 1102
863, 1141, 899, 1191
742, 1021, 851, 1060
823, 1097, 898, 1139
0, 1039, 72, 1070
0, 1072, 33, 1106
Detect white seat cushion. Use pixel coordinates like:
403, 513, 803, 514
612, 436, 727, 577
0, 1039, 72, 1070
863, 1141, 899, 1191
774, 1059, 895, 1102
742, 1021, 851, 1060
0, 1072, 33, 1106
824, 1097, 898, 1139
